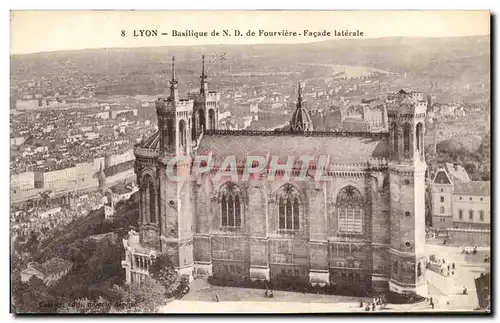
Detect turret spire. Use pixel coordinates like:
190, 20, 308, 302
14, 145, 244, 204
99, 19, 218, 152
297, 81, 303, 107
172, 56, 176, 82
291, 81, 313, 132
200, 54, 208, 95
169, 56, 178, 100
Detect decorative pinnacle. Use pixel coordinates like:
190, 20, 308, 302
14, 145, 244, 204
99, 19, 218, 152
171, 56, 176, 82
201, 54, 207, 80
297, 82, 303, 106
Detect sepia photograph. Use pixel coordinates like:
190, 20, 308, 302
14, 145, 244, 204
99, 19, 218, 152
9, 10, 491, 314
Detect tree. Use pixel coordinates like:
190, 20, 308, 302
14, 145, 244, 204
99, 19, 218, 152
108, 278, 167, 313
149, 254, 179, 295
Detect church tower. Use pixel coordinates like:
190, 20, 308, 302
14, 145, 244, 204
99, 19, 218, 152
154, 56, 196, 280
190, 55, 220, 141
387, 89, 428, 297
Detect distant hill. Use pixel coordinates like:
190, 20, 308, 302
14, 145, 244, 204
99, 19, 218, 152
10, 36, 490, 97
11, 36, 489, 76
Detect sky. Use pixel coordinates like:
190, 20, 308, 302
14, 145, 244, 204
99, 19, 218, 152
10, 10, 491, 54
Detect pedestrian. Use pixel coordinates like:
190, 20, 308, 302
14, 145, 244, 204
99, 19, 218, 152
215, 293, 220, 302
452, 263, 455, 270
359, 300, 364, 308
372, 303, 376, 311
269, 290, 274, 298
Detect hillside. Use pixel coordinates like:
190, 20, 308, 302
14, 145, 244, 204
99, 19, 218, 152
10, 36, 490, 96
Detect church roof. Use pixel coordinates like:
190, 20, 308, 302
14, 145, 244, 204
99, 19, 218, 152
137, 131, 160, 149
197, 131, 389, 164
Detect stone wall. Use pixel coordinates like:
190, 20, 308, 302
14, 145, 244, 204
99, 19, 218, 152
447, 228, 490, 246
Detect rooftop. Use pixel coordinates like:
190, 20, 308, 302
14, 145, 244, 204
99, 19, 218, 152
28, 257, 73, 276
454, 181, 490, 196
198, 130, 389, 164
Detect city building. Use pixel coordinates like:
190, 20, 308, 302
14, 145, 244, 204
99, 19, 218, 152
431, 163, 490, 229
122, 57, 429, 299
20, 257, 73, 285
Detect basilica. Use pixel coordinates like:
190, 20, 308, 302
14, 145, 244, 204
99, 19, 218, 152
122, 56, 429, 297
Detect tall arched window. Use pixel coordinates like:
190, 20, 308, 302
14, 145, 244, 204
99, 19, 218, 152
167, 119, 174, 148
178, 120, 186, 154
198, 109, 206, 131
336, 186, 363, 235
142, 175, 156, 224
417, 262, 422, 277
391, 122, 399, 158
219, 182, 242, 228
392, 260, 399, 275
149, 180, 156, 223
403, 123, 411, 156
191, 115, 197, 141
416, 122, 424, 153
208, 109, 216, 130
277, 184, 301, 231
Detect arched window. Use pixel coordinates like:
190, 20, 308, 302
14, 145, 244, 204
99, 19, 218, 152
336, 186, 363, 235
208, 109, 216, 130
191, 115, 197, 141
277, 184, 301, 231
391, 122, 399, 158
479, 210, 485, 221
416, 122, 424, 153
142, 175, 156, 224
440, 206, 445, 214
392, 260, 398, 275
417, 262, 422, 277
403, 123, 411, 156
167, 119, 174, 148
178, 120, 186, 154
219, 182, 242, 228
198, 109, 206, 132
149, 181, 156, 223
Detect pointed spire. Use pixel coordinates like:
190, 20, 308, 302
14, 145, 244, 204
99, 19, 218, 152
200, 54, 208, 95
201, 54, 206, 79
297, 82, 303, 108
171, 56, 176, 82
291, 81, 313, 132
169, 56, 178, 100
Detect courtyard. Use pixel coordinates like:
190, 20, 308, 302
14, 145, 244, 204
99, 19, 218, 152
159, 243, 489, 313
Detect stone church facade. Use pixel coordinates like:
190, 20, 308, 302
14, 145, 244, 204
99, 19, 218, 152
122, 56, 428, 297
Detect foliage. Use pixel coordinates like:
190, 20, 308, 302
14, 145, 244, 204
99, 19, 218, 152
430, 134, 490, 181
11, 276, 57, 313
149, 254, 179, 295
57, 278, 166, 313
